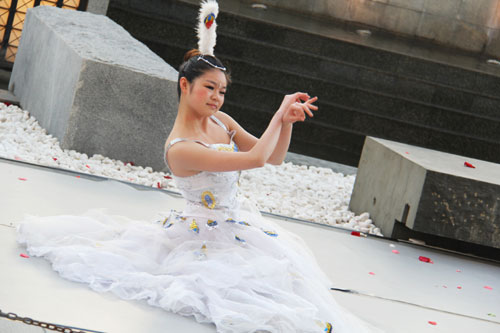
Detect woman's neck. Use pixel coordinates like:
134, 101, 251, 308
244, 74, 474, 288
175, 102, 212, 135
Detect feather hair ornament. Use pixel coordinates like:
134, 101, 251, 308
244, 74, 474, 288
197, 0, 219, 56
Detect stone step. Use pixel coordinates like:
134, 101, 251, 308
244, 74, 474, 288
108, 3, 500, 121
141, 35, 500, 148
109, 0, 500, 98
224, 101, 366, 167
106, 0, 500, 165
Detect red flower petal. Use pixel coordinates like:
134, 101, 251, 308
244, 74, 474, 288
392, 249, 400, 254
457, 286, 462, 289
53, 157, 57, 161
157, 182, 162, 189
368, 272, 375, 275
464, 161, 475, 168
85, 164, 90, 168
75, 176, 81, 178
20, 253, 29, 258
164, 175, 172, 179
18, 177, 27, 181
428, 321, 437, 325
484, 286, 493, 290
419, 256, 433, 263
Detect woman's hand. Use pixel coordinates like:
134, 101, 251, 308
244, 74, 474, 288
279, 93, 318, 125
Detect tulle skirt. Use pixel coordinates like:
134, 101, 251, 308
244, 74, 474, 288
16, 201, 378, 333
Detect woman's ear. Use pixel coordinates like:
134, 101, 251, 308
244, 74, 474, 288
179, 77, 189, 94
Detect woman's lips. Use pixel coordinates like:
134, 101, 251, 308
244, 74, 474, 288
208, 104, 217, 109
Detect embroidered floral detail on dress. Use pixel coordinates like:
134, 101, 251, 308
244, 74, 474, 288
217, 145, 234, 152
235, 235, 245, 243
201, 190, 216, 209
225, 218, 236, 223
263, 230, 278, 237
238, 221, 250, 226
206, 219, 218, 229
190, 219, 200, 233
325, 322, 333, 333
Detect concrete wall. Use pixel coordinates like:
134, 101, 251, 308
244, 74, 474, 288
87, 0, 110, 15
251, 0, 500, 57
9, 6, 179, 171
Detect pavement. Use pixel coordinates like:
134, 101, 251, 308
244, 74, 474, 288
1, 157, 499, 332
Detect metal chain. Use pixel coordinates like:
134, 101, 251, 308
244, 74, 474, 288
0, 309, 101, 333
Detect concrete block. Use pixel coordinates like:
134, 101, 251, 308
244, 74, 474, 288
350, 137, 500, 249
347, 0, 386, 27
380, 5, 421, 36
485, 27, 500, 58
9, 6, 178, 171
457, 0, 497, 26
416, 12, 457, 44
388, 0, 425, 11
86, 0, 110, 15
452, 21, 488, 53
423, 0, 461, 17
313, 0, 350, 21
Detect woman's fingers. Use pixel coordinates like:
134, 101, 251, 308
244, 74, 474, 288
294, 92, 310, 102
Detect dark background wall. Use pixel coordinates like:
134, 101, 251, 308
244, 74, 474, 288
107, 0, 500, 167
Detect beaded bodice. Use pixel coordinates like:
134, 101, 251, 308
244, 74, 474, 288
164, 116, 241, 212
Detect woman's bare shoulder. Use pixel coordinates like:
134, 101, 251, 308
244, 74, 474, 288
215, 111, 237, 130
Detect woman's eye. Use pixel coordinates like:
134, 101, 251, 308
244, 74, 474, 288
206, 86, 214, 90
220, 91, 226, 95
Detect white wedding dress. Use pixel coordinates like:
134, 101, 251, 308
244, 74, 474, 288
17, 116, 379, 332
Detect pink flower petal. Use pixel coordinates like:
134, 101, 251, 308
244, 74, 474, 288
419, 256, 433, 263
20, 253, 29, 258
428, 321, 437, 326
484, 286, 493, 290
18, 177, 27, 181
457, 286, 462, 289
392, 250, 400, 254
368, 272, 375, 275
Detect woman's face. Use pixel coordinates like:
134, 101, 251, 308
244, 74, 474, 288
185, 69, 227, 116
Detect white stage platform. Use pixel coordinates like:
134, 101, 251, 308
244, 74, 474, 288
1, 158, 499, 332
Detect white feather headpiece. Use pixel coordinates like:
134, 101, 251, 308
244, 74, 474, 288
197, 0, 219, 56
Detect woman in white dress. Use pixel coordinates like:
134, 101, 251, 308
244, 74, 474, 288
17, 1, 382, 332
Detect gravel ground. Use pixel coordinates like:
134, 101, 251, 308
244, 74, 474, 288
0, 103, 382, 235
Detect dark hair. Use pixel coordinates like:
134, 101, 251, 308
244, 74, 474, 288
177, 49, 231, 98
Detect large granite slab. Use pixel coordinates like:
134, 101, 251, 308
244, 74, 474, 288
349, 136, 500, 249
9, 6, 178, 171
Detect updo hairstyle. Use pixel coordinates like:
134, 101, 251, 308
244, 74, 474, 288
177, 49, 231, 98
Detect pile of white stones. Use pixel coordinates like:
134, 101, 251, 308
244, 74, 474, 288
0, 103, 382, 235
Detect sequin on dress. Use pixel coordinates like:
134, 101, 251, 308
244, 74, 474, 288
16, 116, 379, 333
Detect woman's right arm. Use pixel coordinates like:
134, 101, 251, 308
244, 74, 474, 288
167, 92, 313, 174
167, 109, 284, 174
